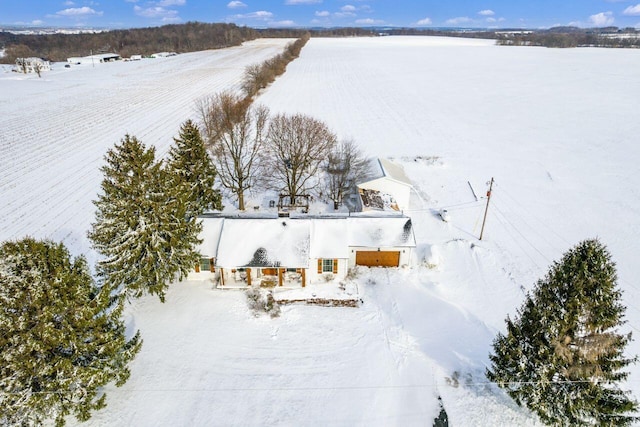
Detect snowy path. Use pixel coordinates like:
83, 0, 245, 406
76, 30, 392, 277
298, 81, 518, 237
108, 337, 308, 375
0, 39, 291, 257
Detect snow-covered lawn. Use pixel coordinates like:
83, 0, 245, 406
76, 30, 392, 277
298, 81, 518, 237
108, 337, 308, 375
2, 36, 639, 425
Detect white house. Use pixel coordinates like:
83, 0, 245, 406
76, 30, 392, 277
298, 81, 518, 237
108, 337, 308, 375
357, 158, 414, 211
15, 57, 50, 74
189, 214, 416, 288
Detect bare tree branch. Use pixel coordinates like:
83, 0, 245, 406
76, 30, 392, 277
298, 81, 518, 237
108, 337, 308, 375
197, 91, 268, 211
323, 139, 372, 208
265, 113, 337, 205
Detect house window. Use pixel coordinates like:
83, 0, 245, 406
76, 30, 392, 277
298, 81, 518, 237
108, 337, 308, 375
199, 257, 214, 272
318, 259, 338, 274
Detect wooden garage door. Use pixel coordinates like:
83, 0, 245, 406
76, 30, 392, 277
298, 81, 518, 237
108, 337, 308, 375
355, 251, 400, 267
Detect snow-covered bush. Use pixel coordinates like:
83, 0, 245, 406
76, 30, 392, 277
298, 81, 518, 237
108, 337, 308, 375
246, 286, 280, 318
322, 272, 334, 282
346, 266, 361, 280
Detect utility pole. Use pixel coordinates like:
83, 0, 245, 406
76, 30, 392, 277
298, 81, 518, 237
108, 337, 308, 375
479, 177, 494, 241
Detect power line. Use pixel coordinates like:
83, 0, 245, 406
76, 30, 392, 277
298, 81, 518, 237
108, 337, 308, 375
492, 201, 551, 264
497, 185, 572, 248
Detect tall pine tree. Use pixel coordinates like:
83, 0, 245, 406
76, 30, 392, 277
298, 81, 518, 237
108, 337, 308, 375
166, 119, 222, 216
0, 238, 141, 426
89, 134, 201, 302
487, 238, 638, 425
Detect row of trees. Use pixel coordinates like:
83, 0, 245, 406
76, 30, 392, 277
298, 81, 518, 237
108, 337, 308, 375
0, 24, 380, 65
496, 28, 640, 48
198, 91, 370, 211
0, 22, 258, 64
242, 33, 310, 99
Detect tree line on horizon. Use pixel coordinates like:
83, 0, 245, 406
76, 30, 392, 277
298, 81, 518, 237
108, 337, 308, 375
3, 20, 640, 65
0, 22, 376, 64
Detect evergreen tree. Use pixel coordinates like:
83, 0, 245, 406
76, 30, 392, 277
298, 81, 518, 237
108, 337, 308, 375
0, 238, 141, 426
166, 119, 223, 216
487, 239, 638, 425
89, 134, 201, 302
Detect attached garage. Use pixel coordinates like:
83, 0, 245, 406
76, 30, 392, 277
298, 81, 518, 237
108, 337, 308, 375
347, 216, 415, 269
355, 250, 400, 267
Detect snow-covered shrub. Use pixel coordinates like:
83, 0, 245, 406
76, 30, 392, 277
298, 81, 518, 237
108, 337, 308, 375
246, 286, 280, 318
445, 371, 460, 388
346, 266, 361, 280
322, 272, 334, 282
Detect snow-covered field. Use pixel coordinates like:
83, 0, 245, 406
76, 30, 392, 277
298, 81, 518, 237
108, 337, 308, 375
0, 38, 291, 261
2, 36, 640, 425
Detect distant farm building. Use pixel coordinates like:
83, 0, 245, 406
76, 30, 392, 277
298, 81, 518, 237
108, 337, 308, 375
66, 53, 121, 65
358, 158, 414, 211
150, 52, 177, 58
15, 57, 50, 74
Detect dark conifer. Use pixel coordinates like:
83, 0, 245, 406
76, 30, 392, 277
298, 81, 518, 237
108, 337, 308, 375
166, 119, 222, 216
89, 134, 200, 302
487, 239, 638, 425
0, 238, 141, 426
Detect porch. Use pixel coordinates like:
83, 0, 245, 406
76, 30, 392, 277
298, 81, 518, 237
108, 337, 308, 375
217, 267, 307, 289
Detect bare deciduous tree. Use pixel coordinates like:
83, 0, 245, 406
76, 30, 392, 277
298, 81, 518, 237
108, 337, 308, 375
323, 139, 372, 209
265, 113, 337, 206
33, 61, 43, 78
197, 91, 268, 211
15, 58, 27, 74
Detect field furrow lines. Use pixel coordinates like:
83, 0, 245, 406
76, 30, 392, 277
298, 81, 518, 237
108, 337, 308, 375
0, 39, 291, 253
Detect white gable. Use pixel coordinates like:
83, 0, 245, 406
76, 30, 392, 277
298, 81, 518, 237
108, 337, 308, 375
357, 158, 413, 211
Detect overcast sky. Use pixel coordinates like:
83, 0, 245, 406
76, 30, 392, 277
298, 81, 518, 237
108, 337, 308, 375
2, 0, 640, 29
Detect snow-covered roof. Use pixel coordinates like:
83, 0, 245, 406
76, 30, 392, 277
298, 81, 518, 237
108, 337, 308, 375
347, 216, 415, 248
309, 218, 349, 259
215, 218, 310, 268
362, 158, 412, 187
198, 214, 415, 266
379, 158, 412, 186
197, 217, 224, 258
